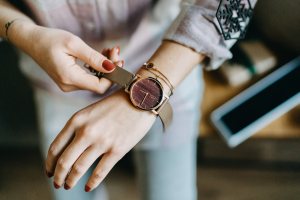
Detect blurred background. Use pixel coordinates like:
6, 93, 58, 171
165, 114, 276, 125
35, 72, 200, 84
1, 0, 300, 200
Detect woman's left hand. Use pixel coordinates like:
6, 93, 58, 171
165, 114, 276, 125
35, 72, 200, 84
45, 89, 157, 191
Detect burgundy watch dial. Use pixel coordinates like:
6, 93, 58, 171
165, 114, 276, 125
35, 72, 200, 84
130, 77, 163, 111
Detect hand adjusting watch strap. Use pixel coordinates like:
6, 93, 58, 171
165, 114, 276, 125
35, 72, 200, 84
98, 65, 173, 131
99, 64, 137, 90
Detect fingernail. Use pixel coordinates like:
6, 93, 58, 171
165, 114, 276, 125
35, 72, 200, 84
64, 183, 70, 190
102, 60, 116, 71
116, 46, 120, 55
107, 48, 111, 57
85, 185, 91, 192
46, 170, 53, 178
54, 182, 61, 189
121, 60, 124, 68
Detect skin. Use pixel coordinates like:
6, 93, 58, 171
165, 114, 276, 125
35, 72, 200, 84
0, 0, 205, 192
49, 41, 205, 191
0, 0, 120, 94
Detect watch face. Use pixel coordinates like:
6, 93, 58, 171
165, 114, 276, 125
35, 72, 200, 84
130, 77, 164, 111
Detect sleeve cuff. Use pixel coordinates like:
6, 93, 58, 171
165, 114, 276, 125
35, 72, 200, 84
163, 1, 237, 70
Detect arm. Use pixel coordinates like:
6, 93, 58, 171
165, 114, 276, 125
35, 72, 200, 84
139, 41, 205, 89
0, 0, 119, 93
163, 0, 258, 70
45, 40, 205, 191
0, 0, 35, 44
46, 0, 258, 192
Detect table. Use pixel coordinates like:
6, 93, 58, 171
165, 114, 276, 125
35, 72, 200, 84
199, 69, 300, 138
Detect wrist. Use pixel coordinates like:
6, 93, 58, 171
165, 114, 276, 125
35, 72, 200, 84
8, 20, 37, 51
136, 67, 171, 96
111, 89, 157, 120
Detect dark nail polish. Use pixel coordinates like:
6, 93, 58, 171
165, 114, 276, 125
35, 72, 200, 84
85, 185, 91, 192
107, 49, 111, 57
121, 60, 124, 68
116, 46, 120, 55
102, 60, 116, 71
64, 183, 70, 190
53, 182, 61, 189
46, 170, 53, 178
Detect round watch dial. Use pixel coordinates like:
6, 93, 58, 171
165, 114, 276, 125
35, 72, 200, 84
130, 77, 163, 111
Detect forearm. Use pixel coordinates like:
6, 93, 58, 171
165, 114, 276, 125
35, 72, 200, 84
137, 40, 205, 91
0, 0, 36, 49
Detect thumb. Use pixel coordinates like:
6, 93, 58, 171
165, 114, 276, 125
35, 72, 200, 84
71, 39, 116, 73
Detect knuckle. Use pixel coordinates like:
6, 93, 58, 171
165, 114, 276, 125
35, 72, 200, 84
70, 112, 83, 124
65, 35, 81, 49
59, 84, 72, 92
73, 163, 83, 175
88, 51, 100, 66
94, 169, 105, 180
110, 145, 124, 157
80, 125, 96, 138
48, 143, 58, 156
58, 76, 71, 86
58, 158, 68, 170
89, 179, 98, 188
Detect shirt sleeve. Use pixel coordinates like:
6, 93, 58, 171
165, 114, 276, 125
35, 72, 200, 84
163, 0, 258, 70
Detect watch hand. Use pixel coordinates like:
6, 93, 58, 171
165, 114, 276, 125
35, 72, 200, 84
140, 90, 147, 94
141, 93, 148, 105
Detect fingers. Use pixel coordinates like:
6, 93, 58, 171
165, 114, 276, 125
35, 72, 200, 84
69, 69, 112, 94
101, 48, 111, 57
71, 38, 116, 73
96, 46, 123, 90
52, 135, 90, 188
108, 46, 123, 68
64, 146, 105, 190
114, 60, 124, 68
85, 153, 120, 192
61, 44, 124, 94
46, 116, 81, 177
70, 46, 123, 94
97, 60, 123, 90
109, 46, 120, 62
109, 46, 123, 68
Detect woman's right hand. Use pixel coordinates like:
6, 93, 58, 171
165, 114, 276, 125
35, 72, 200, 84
10, 21, 121, 94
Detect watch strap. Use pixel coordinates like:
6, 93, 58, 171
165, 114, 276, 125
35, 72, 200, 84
158, 100, 173, 131
100, 65, 137, 90
100, 64, 173, 131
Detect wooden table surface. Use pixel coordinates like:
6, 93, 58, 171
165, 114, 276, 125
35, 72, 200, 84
199, 69, 300, 138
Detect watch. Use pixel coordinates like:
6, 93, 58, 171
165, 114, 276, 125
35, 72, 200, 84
84, 63, 173, 131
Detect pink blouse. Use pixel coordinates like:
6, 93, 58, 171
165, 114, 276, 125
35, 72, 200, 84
6, 0, 257, 147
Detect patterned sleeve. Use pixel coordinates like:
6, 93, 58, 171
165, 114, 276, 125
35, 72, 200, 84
163, 0, 258, 70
